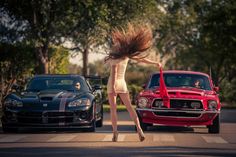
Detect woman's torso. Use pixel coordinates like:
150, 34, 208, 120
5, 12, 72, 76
107, 57, 129, 93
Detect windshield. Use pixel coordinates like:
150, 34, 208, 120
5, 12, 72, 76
148, 73, 212, 90
26, 77, 90, 92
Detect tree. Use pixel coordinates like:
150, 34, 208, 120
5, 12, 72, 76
0, 42, 35, 104
1, 0, 81, 73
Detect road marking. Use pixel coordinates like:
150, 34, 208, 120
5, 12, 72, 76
102, 135, 113, 141
202, 136, 228, 144
118, 134, 125, 141
102, 134, 126, 141
0, 135, 27, 142
48, 135, 77, 142
153, 134, 175, 142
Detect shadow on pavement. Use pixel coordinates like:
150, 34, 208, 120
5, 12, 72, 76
0, 146, 235, 157
0, 124, 202, 134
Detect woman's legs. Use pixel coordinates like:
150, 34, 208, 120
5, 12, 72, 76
119, 93, 144, 135
108, 93, 118, 133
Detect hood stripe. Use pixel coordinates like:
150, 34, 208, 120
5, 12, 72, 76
59, 93, 71, 126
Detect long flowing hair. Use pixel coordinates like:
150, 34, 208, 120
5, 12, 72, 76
105, 23, 153, 61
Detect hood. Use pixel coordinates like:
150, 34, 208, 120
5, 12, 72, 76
21, 89, 77, 101
5, 89, 92, 111
141, 87, 215, 97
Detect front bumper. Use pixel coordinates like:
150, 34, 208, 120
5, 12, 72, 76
136, 108, 220, 126
1, 107, 95, 129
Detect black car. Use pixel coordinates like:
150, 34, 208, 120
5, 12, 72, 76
1, 75, 103, 132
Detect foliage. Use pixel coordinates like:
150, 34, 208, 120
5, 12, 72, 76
1, 0, 82, 73
49, 46, 70, 74
0, 42, 35, 105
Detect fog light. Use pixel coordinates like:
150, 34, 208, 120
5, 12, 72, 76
10, 113, 18, 122
154, 100, 164, 108
80, 111, 88, 119
191, 102, 201, 109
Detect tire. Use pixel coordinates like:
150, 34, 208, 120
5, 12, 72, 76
2, 124, 18, 133
136, 111, 150, 131
208, 114, 220, 134
96, 116, 103, 127
96, 105, 103, 127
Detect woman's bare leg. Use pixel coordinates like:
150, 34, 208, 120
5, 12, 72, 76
119, 93, 145, 138
108, 93, 118, 133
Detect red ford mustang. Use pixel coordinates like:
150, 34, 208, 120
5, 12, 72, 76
136, 71, 221, 133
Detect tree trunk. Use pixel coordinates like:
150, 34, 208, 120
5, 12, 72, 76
39, 61, 49, 74
82, 47, 89, 76
35, 46, 49, 74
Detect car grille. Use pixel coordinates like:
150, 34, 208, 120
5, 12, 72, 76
154, 111, 201, 117
152, 99, 203, 109
170, 99, 203, 109
40, 97, 53, 101
18, 111, 43, 117
45, 112, 74, 117
17, 111, 75, 124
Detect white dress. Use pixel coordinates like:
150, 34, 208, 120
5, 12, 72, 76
107, 57, 129, 94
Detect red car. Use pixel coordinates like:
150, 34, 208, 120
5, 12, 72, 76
136, 71, 221, 133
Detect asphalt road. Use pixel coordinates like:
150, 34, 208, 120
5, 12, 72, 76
0, 109, 236, 157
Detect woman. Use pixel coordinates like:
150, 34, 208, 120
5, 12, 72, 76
106, 23, 161, 142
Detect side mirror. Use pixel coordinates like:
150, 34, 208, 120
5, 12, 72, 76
142, 84, 146, 89
213, 86, 219, 92
92, 85, 102, 91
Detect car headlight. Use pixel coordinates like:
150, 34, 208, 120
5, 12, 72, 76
68, 98, 91, 107
191, 102, 201, 109
138, 97, 148, 108
208, 100, 217, 110
3, 98, 23, 107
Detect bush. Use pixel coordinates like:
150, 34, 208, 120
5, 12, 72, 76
101, 84, 143, 105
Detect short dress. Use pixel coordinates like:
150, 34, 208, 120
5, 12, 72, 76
107, 57, 129, 94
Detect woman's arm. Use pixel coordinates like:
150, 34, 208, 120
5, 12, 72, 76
131, 57, 162, 67
111, 65, 118, 94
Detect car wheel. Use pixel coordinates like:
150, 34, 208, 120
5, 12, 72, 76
136, 112, 149, 131
2, 124, 18, 133
96, 106, 103, 127
208, 114, 220, 134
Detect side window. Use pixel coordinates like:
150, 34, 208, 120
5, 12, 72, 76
85, 80, 92, 91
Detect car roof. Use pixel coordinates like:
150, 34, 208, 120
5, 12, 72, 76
153, 70, 210, 77
33, 74, 85, 79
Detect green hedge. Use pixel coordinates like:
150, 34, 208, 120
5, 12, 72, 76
101, 84, 143, 105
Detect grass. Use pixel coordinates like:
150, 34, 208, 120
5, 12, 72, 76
221, 102, 236, 109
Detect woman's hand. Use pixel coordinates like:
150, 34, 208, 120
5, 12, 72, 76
157, 62, 162, 68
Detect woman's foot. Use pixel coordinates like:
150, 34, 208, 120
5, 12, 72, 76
138, 130, 145, 142
112, 131, 118, 142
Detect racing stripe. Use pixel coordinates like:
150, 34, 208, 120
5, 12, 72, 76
59, 93, 71, 126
